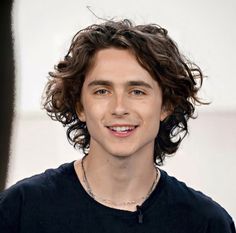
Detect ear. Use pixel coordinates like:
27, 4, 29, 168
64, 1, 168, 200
160, 105, 172, 121
160, 110, 169, 121
76, 102, 86, 122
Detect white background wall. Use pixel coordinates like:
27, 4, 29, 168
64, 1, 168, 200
8, 0, 236, 220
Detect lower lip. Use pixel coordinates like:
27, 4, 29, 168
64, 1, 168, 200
107, 127, 137, 138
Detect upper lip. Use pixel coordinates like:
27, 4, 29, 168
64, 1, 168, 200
106, 124, 138, 128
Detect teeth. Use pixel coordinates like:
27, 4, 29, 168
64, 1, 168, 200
109, 126, 135, 132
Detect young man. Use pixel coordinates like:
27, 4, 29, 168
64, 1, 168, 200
0, 19, 235, 232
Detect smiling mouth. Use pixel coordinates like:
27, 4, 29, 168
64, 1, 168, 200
107, 125, 137, 131
107, 125, 138, 138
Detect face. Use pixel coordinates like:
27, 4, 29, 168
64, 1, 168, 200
77, 48, 167, 159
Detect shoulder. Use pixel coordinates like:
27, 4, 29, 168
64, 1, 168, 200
0, 163, 73, 214
160, 170, 235, 232
0, 161, 75, 230
1, 161, 75, 196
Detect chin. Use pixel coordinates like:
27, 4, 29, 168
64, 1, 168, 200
109, 149, 138, 159
111, 153, 131, 158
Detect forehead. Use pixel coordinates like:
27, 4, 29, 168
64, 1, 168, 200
84, 48, 158, 87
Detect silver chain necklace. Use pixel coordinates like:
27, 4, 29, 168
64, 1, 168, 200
81, 156, 159, 207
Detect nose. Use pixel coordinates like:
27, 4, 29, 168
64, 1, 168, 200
110, 93, 129, 117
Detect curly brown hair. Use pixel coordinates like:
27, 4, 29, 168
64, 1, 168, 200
42, 19, 205, 165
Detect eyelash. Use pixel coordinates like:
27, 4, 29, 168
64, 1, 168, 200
94, 89, 110, 95
130, 89, 146, 96
93, 89, 146, 96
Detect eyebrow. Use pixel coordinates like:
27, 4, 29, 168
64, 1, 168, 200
87, 80, 153, 89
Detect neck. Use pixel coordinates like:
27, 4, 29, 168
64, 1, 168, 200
76, 148, 159, 210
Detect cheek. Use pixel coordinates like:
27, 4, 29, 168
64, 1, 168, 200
83, 102, 106, 124
142, 101, 162, 131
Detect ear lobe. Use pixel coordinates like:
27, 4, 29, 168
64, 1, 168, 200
160, 105, 172, 121
76, 102, 86, 122
160, 102, 173, 121
160, 110, 169, 121
77, 112, 86, 122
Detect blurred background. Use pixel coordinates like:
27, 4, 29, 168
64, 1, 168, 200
6, 0, 236, 220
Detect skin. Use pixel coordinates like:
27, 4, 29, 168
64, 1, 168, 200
74, 48, 167, 211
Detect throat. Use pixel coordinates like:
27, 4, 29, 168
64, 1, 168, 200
79, 156, 159, 211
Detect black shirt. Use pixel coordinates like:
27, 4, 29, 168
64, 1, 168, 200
0, 162, 235, 233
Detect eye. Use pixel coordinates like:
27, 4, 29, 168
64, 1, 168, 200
131, 89, 146, 96
94, 89, 110, 95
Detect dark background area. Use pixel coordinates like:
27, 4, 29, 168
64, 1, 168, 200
0, 0, 15, 191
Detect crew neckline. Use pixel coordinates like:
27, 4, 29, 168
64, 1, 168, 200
63, 160, 167, 217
